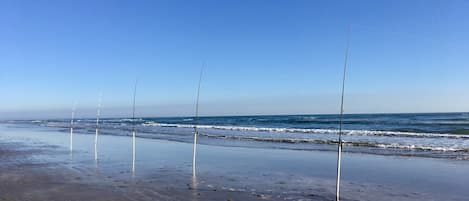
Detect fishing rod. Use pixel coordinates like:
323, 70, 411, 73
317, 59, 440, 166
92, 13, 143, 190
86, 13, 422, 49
132, 79, 138, 173
336, 28, 351, 201
94, 93, 102, 161
192, 64, 204, 176
70, 102, 77, 153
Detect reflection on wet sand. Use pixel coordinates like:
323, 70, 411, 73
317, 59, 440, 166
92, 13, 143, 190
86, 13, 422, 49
191, 175, 199, 201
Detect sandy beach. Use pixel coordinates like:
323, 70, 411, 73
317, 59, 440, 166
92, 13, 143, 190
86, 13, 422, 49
1, 123, 468, 201
2, 0, 468, 200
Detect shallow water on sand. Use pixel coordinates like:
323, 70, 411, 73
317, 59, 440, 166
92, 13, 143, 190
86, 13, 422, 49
1, 124, 468, 200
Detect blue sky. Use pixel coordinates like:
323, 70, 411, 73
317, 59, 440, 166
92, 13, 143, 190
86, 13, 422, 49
0, 0, 468, 119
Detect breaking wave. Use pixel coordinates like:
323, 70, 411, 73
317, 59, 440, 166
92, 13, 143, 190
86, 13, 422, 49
142, 122, 469, 139
198, 132, 469, 153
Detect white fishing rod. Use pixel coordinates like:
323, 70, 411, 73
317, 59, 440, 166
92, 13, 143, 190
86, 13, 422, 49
336, 29, 351, 201
94, 93, 102, 161
132, 79, 138, 174
70, 102, 77, 153
192, 64, 204, 176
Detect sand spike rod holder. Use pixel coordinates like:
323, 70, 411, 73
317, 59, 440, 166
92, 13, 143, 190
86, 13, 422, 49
70, 102, 77, 153
131, 79, 138, 174
94, 93, 102, 161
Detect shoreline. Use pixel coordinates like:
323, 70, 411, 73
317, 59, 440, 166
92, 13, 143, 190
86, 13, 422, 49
41, 125, 469, 161
8, 112, 469, 162
1, 124, 468, 200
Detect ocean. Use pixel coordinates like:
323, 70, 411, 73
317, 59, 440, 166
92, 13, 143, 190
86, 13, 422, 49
7, 112, 469, 160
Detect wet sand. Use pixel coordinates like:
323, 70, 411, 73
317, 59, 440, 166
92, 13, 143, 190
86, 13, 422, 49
0, 143, 267, 201
0, 124, 468, 200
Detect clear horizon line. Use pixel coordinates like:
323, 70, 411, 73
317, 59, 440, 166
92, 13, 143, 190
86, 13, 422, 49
2, 111, 468, 121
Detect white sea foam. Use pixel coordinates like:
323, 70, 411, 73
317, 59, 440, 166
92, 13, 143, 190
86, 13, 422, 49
30, 120, 469, 154
198, 133, 468, 152
374, 143, 467, 152
142, 122, 469, 139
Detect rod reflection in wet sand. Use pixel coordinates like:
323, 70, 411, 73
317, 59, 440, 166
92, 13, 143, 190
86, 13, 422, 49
335, 29, 350, 201
190, 174, 199, 201
94, 93, 102, 161
131, 79, 138, 174
192, 65, 204, 177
